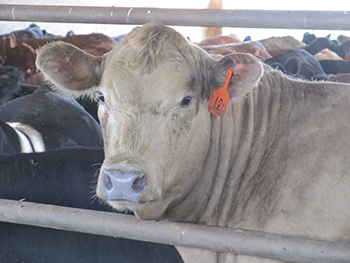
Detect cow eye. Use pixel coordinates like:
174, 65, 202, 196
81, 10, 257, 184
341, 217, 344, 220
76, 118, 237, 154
180, 96, 191, 107
98, 93, 105, 102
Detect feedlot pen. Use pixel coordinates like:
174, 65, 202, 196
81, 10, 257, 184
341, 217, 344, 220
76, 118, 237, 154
0, 5, 350, 263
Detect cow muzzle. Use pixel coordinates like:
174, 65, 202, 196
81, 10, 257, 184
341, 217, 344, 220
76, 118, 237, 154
100, 169, 148, 203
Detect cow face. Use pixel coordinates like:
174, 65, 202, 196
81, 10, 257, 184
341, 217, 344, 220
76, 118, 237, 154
36, 22, 263, 220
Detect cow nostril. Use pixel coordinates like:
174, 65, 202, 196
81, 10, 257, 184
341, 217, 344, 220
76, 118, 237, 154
101, 169, 147, 202
103, 172, 113, 191
132, 174, 147, 192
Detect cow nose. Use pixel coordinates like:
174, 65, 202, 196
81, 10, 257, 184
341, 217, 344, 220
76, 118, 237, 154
101, 169, 147, 202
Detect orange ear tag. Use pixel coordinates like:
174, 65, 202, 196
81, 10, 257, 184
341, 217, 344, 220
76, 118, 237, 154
208, 69, 233, 117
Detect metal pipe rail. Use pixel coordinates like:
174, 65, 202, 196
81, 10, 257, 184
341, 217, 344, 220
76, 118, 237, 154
0, 199, 349, 263
0, 5, 350, 30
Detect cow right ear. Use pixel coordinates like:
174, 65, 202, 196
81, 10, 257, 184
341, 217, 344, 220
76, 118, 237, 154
36, 41, 105, 97
209, 53, 263, 99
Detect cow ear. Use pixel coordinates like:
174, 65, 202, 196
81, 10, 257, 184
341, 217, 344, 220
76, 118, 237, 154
209, 53, 263, 99
5, 34, 17, 49
36, 41, 105, 97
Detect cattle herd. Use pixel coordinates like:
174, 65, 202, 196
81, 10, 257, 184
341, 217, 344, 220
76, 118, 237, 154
1, 22, 350, 263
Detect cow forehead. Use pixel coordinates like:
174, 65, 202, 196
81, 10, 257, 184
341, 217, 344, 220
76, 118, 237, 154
101, 52, 198, 108
98, 22, 213, 107
103, 66, 196, 112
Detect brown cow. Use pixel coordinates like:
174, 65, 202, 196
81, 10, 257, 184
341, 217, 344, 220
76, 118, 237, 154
200, 41, 272, 59
3, 34, 43, 85
15, 33, 117, 56
36, 22, 350, 263
197, 34, 241, 46
259, 36, 305, 50
314, 48, 343, 61
0, 32, 116, 58
0, 32, 116, 85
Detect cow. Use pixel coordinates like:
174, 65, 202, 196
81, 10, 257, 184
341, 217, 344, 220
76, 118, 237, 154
2, 34, 43, 85
197, 34, 241, 46
0, 66, 22, 105
0, 120, 44, 154
200, 41, 272, 59
338, 34, 350, 44
0, 71, 99, 124
259, 35, 304, 50
264, 49, 328, 80
303, 37, 332, 55
302, 32, 317, 45
0, 33, 117, 82
0, 85, 103, 154
36, 22, 350, 263
302, 36, 350, 59
13, 33, 117, 56
0, 147, 183, 263
327, 73, 350, 83
0, 23, 58, 40
318, 59, 350, 74
313, 48, 343, 60
329, 40, 350, 59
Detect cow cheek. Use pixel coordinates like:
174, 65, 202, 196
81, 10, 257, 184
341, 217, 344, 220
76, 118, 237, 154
97, 105, 116, 155
162, 103, 211, 193
97, 104, 108, 128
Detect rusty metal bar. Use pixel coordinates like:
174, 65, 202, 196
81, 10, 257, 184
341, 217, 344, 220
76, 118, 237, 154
0, 5, 350, 30
0, 199, 349, 263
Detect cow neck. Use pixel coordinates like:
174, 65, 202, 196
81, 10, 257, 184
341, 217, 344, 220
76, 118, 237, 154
192, 70, 291, 227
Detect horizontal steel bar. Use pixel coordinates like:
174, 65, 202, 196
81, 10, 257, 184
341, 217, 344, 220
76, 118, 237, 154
0, 199, 349, 263
0, 5, 350, 30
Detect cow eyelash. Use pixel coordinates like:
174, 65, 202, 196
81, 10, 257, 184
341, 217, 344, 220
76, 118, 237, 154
180, 96, 192, 107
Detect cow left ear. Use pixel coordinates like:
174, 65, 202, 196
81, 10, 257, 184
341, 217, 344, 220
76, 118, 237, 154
36, 41, 106, 98
209, 53, 263, 99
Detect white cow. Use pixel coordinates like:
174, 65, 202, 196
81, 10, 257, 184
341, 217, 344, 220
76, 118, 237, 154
36, 22, 350, 263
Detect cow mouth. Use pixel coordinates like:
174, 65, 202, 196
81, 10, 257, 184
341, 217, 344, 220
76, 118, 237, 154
106, 198, 157, 212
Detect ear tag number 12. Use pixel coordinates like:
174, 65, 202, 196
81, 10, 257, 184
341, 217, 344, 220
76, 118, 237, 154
208, 69, 233, 117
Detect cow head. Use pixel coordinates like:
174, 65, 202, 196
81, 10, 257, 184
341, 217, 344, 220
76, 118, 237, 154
4, 34, 44, 85
36, 22, 263, 221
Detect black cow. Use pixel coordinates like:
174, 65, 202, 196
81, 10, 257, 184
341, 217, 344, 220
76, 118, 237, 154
303, 34, 350, 59
264, 49, 328, 80
318, 59, 350, 74
304, 37, 332, 55
302, 32, 318, 45
328, 41, 350, 59
0, 148, 183, 263
0, 66, 22, 105
0, 23, 58, 40
0, 120, 23, 154
0, 85, 103, 154
0, 71, 99, 124
0, 65, 39, 105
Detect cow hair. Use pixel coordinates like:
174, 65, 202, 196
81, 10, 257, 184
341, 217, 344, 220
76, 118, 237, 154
118, 22, 210, 75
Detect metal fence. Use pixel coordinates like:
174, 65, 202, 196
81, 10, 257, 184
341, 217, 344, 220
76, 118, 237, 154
0, 5, 350, 30
0, 199, 349, 263
0, 4, 350, 262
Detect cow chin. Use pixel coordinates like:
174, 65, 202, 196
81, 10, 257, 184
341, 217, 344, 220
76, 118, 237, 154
107, 199, 171, 221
